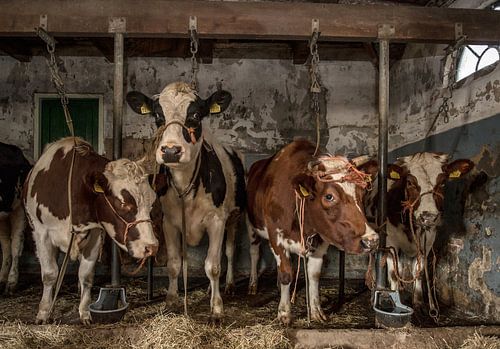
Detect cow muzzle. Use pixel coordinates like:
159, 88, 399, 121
160, 145, 183, 163
361, 234, 379, 252
417, 211, 440, 227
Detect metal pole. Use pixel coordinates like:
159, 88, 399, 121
338, 250, 345, 308
375, 39, 389, 290
147, 256, 154, 301
111, 31, 124, 287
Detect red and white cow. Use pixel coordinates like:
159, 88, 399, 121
23, 138, 159, 324
0, 142, 31, 295
360, 152, 474, 311
247, 139, 379, 324
126, 82, 246, 321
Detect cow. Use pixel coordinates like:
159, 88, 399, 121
126, 82, 246, 321
359, 152, 474, 313
23, 137, 159, 325
246, 139, 379, 325
0, 142, 31, 295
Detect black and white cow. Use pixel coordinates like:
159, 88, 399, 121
127, 82, 245, 320
0, 142, 31, 295
360, 152, 474, 311
23, 138, 159, 324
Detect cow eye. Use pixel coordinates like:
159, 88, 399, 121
192, 113, 199, 120
325, 194, 335, 202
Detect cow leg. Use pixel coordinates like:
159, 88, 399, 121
205, 217, 225, 321
164, 220, 181, 308
0, 219, 12, 294
386, 248, 399, 291
247, 221, 261, 295
35, 230, 59, 324
269, 241, 293, 326
307, 241, 329, 322
78, 229, 101, 325
6, 205, 25, 295
224, 222, 236, 295
412, 256, 424, 309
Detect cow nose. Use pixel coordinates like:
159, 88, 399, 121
361, 235, 379, 251
161, 145, 182, 155
145, 244, 158, 256
419, 211, 439, 226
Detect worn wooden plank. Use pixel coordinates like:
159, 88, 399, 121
0, 1, 500, 44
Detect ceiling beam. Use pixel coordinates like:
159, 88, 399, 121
1, 1, 500, 44
0, 38, 32, 62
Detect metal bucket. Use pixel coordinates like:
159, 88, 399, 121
373, 290, 413, 328
89, 287, 129, 324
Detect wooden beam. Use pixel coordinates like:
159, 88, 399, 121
1, 1, 500, 44
89, 37, 115, 62
0, 38, 32, 62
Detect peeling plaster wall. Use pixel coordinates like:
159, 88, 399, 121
0, 54, 377, 279
390, 42, 499, 321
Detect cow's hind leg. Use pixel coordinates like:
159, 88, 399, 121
164, 220, 181, 309
6, 205, 25, 295
224, 221, 236, 295
307, 241, 329, 322
78, 229, 101, 325
34, 229, 59, 324
0, 219, 12, 294
206, 217, 225, 322
269, 238, 293, 326
247, 218, 261, 295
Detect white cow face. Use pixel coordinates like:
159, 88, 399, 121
388, 153, 474, 228
126, 82, 231, 167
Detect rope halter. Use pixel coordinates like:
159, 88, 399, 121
308, 155, 372, 189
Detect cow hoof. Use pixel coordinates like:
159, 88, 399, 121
81, 318, 92, 326
35, 318, 48, 325
311, 309, 328, 323
224, 283, 235, 295
248, 283, 257, 295
277, 310, 292, 326
5, 283, 16, 296
165, 293, 179, 308
210, 314, 223, 326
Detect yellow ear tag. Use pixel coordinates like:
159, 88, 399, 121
449, 170, 461, 178
93, 182, 104, 193
140, 104, 151, 114
210, 103, 221, 114
390, 170, 400, 180
299, 184, 310, 197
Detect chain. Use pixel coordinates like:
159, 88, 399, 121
309, 30, 322, 156
189, 27, 199, 91
425, 36, 466, 138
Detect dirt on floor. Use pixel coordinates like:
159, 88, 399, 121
0, 275, 498, 349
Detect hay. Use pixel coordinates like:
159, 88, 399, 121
459, 331, 500, 349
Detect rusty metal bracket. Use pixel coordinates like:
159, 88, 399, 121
109, 17, 126, 33
189, 16, 197, 32
378, 24, 395, 39
312, 18, 319, 34
39, 14, 48, 30
455, 23, 463, 41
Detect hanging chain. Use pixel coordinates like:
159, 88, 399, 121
189, 25, 199, 91
309, 29, 322, 156
425, 35, 466, 138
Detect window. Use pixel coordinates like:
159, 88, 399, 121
456, 1, 500, 82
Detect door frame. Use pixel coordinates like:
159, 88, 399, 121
34, 93, 104, 160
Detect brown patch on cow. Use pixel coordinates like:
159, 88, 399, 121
80, 230, 102, 259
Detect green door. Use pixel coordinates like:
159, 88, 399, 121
40, 98, 99, 154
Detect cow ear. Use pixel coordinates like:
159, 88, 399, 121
388, 164, 404, 181
357, 159, 379, 182
126, 91, 154, 115
444, 159, 475, 179
206, 90, 232, 115
293, 174, 316, 199
88, 172, 109, 194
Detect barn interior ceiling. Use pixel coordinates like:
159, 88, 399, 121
0, 0, 456, 63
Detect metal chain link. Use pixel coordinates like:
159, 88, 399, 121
309, 30, 322, 156
425, 36, 466, 138
189, 27, 199, 91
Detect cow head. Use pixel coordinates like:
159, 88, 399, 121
88, 159, 159, 259
387, 153, 474, 228
126, 82, 231, 167
295, 155, 379, 254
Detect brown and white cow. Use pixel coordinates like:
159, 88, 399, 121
360, 152, 474, 311
247, 140, 379, 325
126, 82, 245, 321
0, 142, 31, 295
23, 138, 159, 324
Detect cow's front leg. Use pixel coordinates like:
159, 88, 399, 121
0, 220, 12, 293
307, 241, 329, 322
78, 229, 101, 325
205, 216, 225, 321
34, 230, 59, 324
386, 248, 399, 291
6, 205, 25, 295
412, 256, 424, 309
247, 219, 261, 295
224, 221, 236, 295
269, 239, 293, 326
164, 219, 181, 309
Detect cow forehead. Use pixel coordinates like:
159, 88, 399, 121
398, 152, 448, 186
158, 83, 197, 120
